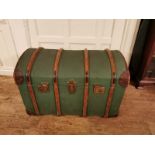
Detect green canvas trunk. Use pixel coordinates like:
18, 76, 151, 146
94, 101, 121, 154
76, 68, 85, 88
14, 48, 129, 117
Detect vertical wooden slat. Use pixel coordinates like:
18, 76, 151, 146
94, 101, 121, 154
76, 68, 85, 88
53, 48, 62, 116
26, 47, 43, 115
104, 49, 116, 117
83, 48, 89, 117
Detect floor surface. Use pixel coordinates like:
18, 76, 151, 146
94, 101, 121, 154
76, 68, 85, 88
0, 76, 155, 134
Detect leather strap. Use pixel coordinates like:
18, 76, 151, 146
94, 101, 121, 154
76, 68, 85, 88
104, 49, 116, 117
83, 48, 89, 117
26, 47, 43, 115
53, 48, 62, 116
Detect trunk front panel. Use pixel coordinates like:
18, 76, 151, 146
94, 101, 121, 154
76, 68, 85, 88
16, 48, 36, 113
88, 50, 111, 116
30, 49, 57, 115
108, 51, 127, 116
15, 48, 128, 117
58, 50, 85, 115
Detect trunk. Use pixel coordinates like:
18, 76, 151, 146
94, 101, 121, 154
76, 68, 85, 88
14, 48, 129, 117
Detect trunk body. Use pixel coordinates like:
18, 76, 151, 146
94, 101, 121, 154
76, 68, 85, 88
14, 48, 129, 117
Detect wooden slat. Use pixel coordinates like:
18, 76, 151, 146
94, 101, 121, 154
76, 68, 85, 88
83, 48, 89, 117
53, 48, 62, 116
26, 47, 43, 115
104, 49, 116, 117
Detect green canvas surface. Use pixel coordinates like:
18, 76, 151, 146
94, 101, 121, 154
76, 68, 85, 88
14, 48, 127, 117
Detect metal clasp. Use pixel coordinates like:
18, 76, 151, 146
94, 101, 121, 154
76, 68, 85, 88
38, 82, 49, 93
93, 85, 105, 94
67, 80, 76, 94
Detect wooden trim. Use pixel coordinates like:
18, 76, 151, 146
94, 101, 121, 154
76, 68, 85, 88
0, 67, 14, 76
104, 49, 116, 117
83, 48, 89, 117
53, 48, 62, 116
26, 47, 43, 115
139, 79, 155, 87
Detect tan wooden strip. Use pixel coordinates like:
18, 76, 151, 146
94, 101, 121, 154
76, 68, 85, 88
53, 48, 62, 116
83, 48, 89, 117
104, 49, 116, 117
26, 47, 43, 115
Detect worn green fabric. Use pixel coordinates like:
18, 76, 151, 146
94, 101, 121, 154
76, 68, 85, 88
87, 50, 111, 116
15, 48, 35, 113
31, 49, 57, 114
15, 48, 127, 117
58, 50, 84, 115
108, 51, 126, 117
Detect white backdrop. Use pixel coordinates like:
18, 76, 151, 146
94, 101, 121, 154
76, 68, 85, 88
0, 19, 140, 75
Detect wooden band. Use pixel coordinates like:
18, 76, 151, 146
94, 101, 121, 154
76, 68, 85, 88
104, 49, 116, 117
26, 47, 43, 115
83, 48, 89, 117
53, 48, 62, 116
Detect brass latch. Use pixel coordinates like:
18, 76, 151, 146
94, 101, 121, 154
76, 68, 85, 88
93, 85, 105, 94
67, 80, 76, 94
38, 82, 49, 93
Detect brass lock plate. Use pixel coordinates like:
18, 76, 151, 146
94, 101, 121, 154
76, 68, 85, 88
38, 82, 49, 93
67, 80, 76, 94
93, 85, 105, 94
